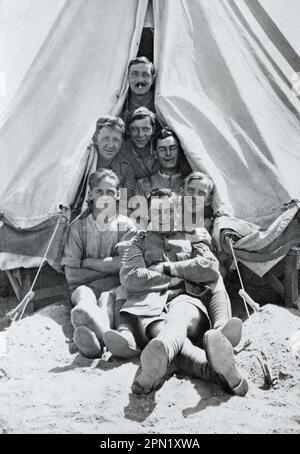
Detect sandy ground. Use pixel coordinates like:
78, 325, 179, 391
0, 303, 299, 434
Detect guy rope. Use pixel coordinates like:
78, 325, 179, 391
228, 237, 275, 387
7, 208, 68, 325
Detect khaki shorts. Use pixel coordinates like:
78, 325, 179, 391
137, 293, 210, 345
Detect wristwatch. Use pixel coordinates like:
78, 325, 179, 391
163, 263, 172, 276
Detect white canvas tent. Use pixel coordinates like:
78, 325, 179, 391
0, 0, 300, 274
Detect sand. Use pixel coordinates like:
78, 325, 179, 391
0, 303, 299, 434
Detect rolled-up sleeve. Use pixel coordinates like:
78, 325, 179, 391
61, 222, 83, 269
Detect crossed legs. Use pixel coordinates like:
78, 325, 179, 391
132, 301, 207, 394
132, 299, 248, 397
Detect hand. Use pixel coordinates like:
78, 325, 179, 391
169, 277, 183, 288
191, 228, 212, 245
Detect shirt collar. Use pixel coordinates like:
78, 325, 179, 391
158, 169, 181, 179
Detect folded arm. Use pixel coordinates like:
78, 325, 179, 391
82, 257, 121, 273
64, 266, 107, 287
164, 243, 220, 284
120, 242, 172, 292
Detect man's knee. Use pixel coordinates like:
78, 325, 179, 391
168, 301, 200, 324
168, 301, 207, 338
71, 285, 97, 306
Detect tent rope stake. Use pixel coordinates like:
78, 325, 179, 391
228, 238, 275, 387
8, 210, 65, 325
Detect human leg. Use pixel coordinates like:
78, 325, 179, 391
203, 329, 248, 396
208, 276, 242, 347
71, 286, 112, 358
132, 298, 208, 394
71, 286, 111, 340
103, 313, 141, 359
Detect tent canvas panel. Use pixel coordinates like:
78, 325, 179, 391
0, 0, 300, 272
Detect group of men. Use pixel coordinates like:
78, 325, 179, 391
61, 57, 249, 397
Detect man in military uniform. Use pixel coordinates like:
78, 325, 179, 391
104, 188, 248, 396
121, 57, 156, 123
134, 127, 191, 229
135, 127, 184, 197
87, 115, 136, 201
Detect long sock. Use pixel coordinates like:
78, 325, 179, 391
155, 325, 187, 364
208, 288, 232, 329
177, 338, 221, 384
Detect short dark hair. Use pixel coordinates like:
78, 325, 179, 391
183, 172, 214, 195
128, 56, 155, 77
92, 115, 125, 146
88, 169, 120, 191
147, 188, 178, 209
126, 106, 156, 130
154, 127, 180, 149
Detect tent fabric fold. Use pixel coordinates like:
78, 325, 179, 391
154, 0, 300, 225
0, 0, 148, 270
0, 0, 300, 272
0, 211, 69, 272
213, 201, 300, 277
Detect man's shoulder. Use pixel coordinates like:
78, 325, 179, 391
67, 217, 82, 236
120, 139, 132, 156
130, 230, 147, 247
138, 230, 161, 246
113, 150, 132, 173
136, 175, 152, 188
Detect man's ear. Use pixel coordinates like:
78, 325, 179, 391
204, 191, 213, 207
88, 189, 92, 201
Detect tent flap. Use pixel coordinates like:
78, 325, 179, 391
0, 0, 148, 270
154, 0, 300, 224
1, 0, 300, 271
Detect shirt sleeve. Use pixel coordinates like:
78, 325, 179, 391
61, 221, 83, 268
120, 236, 171, 292
168, 242, 220, 284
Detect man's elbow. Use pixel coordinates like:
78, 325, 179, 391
120, 268, 142, 291
64, 266, 80, 286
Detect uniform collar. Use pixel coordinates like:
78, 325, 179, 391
158, 169, 181, 179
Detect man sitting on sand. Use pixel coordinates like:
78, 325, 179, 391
104, 188, 248, 396
61, 169, 137, 358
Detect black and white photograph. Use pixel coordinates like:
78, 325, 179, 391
0, 0, 299, 436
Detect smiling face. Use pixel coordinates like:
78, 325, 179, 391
156, 136, 180, 171
150, 196, 176, 233
128, 63, 154, 96
89, 176, 119, 221
183, 178, 212, 213
129, 117, 153, 149
96, 126, 123, 161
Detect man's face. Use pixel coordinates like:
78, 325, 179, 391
128, 63, 154, 96
96, 126, 123, 161
183, 178, 211, 213
150, 197, 176, 233
89, 177, 118, 219
129, 117, 153, 148
156, 136, 180, 171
